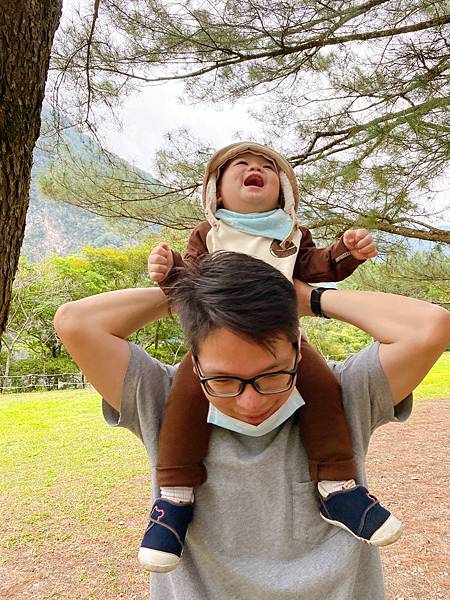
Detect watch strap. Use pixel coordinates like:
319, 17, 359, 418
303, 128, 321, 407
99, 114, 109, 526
310, 287, 334, 318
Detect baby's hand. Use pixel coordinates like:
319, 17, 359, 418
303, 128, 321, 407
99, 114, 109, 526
343, 229, 378, 260
148, 243, 174, 283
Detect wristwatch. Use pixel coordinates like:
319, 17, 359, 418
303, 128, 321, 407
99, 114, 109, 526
310, 287, 335, 318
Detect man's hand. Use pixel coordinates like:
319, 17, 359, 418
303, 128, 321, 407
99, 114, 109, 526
148, 243, 174, 283
343, 229, 378, 260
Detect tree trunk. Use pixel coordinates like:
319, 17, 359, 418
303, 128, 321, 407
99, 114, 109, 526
5, 347, 11, 379
0, 1, 63, 343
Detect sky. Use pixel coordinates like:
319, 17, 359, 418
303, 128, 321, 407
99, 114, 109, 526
60, 0, 262, 172
99, 83, 261, 173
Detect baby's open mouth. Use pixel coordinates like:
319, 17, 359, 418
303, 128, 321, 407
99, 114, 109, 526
244, 173, 264, 188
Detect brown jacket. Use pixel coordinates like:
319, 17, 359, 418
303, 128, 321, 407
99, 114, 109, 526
162, 221, 364, 293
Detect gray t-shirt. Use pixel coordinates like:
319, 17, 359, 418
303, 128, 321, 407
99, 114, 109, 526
103, 341, 412, 600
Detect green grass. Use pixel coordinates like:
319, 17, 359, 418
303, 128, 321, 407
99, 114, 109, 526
413, 351, 450, 400
0, 388, 149, 551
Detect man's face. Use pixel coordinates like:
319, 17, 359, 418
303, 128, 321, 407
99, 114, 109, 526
194, 328, 300, 425
217, 152, 281, 214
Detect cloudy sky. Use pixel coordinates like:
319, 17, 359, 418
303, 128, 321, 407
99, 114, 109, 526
59, 0, 261, 173
99, 83, 261, 173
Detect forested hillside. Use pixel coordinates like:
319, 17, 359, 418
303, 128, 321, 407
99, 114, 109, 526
21, 108, 156, 261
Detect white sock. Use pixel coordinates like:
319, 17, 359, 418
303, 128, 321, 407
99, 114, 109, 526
160, 486, 194, 504
318, 479, 356, 498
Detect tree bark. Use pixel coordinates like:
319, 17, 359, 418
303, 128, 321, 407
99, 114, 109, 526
4, 347, 11, 380
0, 1, 63, 343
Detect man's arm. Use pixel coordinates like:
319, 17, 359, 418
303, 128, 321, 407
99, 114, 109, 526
295, 282, 450, 405
54, 287, 169, 412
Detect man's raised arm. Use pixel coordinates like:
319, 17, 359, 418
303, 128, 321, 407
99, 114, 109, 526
295, 282, 450, 405
54, 288, 169, 412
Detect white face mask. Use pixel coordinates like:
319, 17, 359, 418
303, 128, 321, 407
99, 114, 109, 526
207, 387, 304, 437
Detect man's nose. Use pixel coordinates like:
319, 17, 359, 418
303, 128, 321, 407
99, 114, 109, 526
235, 386, 264, 413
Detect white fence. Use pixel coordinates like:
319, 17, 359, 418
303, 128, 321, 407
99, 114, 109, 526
0, 372, 92, 393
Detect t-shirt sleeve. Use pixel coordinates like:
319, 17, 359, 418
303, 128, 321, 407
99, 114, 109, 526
102, 342, 176, 462
328, 342, 413, 454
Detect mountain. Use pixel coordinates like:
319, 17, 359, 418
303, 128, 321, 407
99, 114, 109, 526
21, 108, 155, 262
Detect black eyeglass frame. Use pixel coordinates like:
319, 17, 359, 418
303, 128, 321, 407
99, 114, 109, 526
193, 341, 299, 398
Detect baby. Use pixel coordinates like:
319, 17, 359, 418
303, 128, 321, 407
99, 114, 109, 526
139, 142, 403, 572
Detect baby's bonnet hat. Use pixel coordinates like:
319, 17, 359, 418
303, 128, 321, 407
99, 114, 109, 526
202, 142, 300, 242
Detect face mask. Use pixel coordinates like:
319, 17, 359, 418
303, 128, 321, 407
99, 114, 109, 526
215, 208, 292, 241
207, 387, 304, 437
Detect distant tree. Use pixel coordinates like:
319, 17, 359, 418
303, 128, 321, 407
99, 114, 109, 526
1, 232, 189, 373
1, 268, 47, 380
45, 0, 450, 245
2, 257, 72, 375
342, 247, 450, 307
0, 1, 62, 343
302, 317, 373, 361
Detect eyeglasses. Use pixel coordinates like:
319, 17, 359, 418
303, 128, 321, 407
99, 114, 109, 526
193, 342, 299, 398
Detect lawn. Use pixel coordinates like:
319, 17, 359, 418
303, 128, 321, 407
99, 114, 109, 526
0, 353, 448, 597
412, 351, 450, 400
0, 389, 149, 527
0, 389, 150, 597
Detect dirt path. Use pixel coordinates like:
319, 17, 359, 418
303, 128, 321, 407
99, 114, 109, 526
366, 397, 450, 600
1, 397, 449, 599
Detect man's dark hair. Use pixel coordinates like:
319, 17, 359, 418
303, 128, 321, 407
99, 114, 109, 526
172, 252, 299, 354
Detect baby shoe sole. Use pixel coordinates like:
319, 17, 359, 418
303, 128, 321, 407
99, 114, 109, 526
138, 547, 181, 572
320, 513, 404, 547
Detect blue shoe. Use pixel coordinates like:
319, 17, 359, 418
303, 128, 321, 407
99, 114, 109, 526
138, 498, 194, 572
319, 484, 403, 546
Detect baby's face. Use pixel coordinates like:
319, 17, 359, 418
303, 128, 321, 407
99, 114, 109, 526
217, 152, 281, 214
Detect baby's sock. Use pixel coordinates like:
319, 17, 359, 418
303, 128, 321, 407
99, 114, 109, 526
160, 486, 194, 504
318, 479, 355, 498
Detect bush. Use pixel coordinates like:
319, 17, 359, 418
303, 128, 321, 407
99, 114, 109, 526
301, 317, 372, 361
0, 353, 79, 377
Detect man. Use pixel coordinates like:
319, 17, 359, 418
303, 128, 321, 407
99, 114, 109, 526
54, 252, 450, 600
